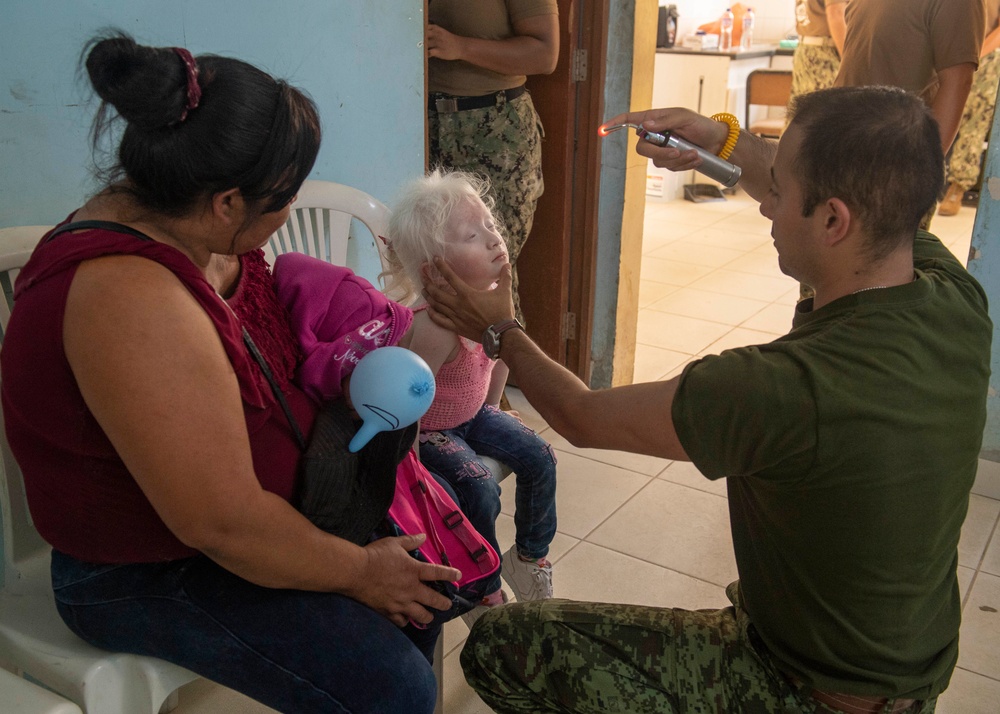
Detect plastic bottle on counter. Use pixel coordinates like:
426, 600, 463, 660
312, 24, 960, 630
740, 7, 755, 51
719, 7, 734, 52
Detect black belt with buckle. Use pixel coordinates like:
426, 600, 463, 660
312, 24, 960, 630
429, 85, 526, 113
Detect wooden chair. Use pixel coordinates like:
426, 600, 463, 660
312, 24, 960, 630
745, 69, 793, 139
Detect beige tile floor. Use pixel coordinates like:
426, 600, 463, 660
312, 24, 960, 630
171, 194, 1000, 713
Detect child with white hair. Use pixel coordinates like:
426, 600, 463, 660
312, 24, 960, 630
384, 170, 558, 624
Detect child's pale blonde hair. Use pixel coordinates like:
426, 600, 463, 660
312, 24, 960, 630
382, 169, 501, 305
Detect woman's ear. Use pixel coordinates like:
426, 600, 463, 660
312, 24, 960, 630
210, 188, 245, 227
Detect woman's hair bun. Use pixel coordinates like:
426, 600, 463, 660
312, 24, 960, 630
85, 33, 190, 130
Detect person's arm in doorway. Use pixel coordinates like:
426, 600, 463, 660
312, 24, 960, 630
826, 2, 847, 55
932, 62, 977, 152
426, 13, 559, 76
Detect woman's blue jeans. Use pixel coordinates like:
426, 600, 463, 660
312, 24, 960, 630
420, 404, 557, 595
51, 550, 440, 714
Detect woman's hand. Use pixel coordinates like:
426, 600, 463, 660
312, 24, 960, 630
350, 534, 461, 627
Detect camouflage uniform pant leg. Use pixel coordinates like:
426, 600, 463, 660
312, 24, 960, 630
460, 583, 804, 714
946, 49, 1000, 190
789, 44, 841, 103
427, 92, 544, 325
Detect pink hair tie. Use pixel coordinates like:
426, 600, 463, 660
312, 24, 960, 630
171, 47, 202, 122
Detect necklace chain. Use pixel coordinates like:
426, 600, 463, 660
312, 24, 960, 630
851, 273, 918, 295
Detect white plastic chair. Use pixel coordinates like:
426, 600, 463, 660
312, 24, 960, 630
264, 179, 392, 274
0, 225, 199, 714
0, 666, 82, 714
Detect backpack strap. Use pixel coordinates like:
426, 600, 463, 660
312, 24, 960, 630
409, 471, 494, 575
45, 219, 311, 453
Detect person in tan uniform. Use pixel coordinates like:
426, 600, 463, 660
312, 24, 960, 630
835, 0, 985, 154
425, 0, 559, 326
790, 0, 848, 102
791, 1, 848, 298
940, 1, 1000, 216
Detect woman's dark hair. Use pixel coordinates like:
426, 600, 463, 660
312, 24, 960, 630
83, 31, 321, 219
787, 86, 943, 260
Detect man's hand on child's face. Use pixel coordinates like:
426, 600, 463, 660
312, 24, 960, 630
420, 261, 457, 296
421, 258, 515, 342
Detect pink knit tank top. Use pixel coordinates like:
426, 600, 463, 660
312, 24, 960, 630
415, 307, 495, 431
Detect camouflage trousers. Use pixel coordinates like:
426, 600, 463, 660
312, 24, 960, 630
946, 48, 1000, 190
427, 91, 544, 324
790, 43, 841, 103
461, 582, 937, 714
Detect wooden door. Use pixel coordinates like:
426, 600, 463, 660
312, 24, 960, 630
520, 0, 607, 381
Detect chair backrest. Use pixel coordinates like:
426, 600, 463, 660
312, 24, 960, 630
0, 226, 53, 593
745, 69, 793, 139
265, 180, 391, 278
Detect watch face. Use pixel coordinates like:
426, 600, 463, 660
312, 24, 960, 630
482, 328, 500, 359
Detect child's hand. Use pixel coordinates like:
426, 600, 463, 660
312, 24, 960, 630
504, 409, 524, 425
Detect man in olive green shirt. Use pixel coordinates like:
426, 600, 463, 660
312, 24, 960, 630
424, 86, 991, 713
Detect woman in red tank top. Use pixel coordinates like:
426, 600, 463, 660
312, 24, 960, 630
0, 32, 457, 713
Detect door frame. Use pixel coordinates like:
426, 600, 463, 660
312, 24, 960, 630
521, 0, 610, 384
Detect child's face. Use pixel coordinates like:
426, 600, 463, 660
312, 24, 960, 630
442, 196, 509, 290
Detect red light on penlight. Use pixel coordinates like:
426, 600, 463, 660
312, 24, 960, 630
598, 125, 610, 136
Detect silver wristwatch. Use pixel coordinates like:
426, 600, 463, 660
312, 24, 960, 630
481, 318, 524, 360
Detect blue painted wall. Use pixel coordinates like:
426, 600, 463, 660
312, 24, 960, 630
966, 84, 1000, 462
0, 0, 425, 283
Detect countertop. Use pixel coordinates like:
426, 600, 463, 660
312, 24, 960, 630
656, 44, 794, 60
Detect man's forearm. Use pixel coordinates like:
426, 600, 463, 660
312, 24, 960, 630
730, 130, 779, 202
499, 328, 689, 459
498, 329, 591, 444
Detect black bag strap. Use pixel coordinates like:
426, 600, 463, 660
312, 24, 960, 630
46, 219, 310, 453
46, 220, 156, 243
241, 328, 308, 452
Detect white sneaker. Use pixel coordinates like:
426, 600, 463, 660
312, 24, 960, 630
460, 589, 508, 630
500, 545, 553, 602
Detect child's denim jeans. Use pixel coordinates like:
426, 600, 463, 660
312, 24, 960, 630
420, 404, 557, 595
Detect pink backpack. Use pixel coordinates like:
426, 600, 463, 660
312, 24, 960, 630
390, 451, 500, 590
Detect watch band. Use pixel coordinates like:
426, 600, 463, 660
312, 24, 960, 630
482, 318, 525, 360
491, 319, 523, 336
